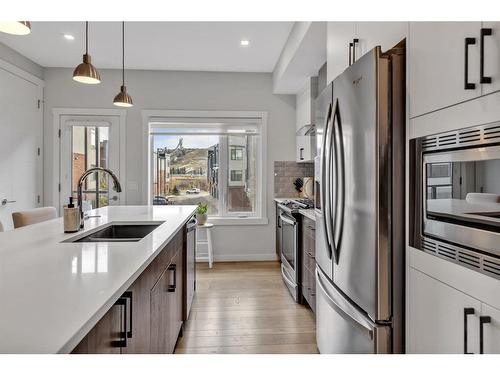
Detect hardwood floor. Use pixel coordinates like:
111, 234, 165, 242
175, 261, 318, 354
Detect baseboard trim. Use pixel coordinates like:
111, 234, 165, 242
197, 253, 278, 262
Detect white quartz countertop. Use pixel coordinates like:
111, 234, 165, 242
299, 209, 316, 221
0, 205, 196, 354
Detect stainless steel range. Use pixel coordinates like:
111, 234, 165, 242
277, 199, 313, 302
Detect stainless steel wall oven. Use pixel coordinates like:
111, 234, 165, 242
410, 123, 500, 279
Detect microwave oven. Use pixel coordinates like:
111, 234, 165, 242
410, 123, 500, 279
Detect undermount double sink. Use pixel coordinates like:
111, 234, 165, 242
64, 222, 164, 243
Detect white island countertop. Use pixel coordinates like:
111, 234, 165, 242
0, 205, 196, 354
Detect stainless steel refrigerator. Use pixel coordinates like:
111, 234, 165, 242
314, 41, 405, 354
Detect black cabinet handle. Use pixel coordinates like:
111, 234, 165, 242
112, 298, 128, 348
480, 28, 492, 84
299, 147, 304, 160
464, 307, 475, 354
122, 291, 133, 338
464, 37, 476, 90
348, 42, 353, 66
479, 315, 491, 354
167, 264, 177, 292
352, 38, 359, 63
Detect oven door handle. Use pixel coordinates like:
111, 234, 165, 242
279, 214, 296, 226
281, 263, 296, 287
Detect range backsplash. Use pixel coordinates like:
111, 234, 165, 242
274, 161, 314, 198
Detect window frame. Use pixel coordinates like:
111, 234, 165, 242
142, 110, 268, 226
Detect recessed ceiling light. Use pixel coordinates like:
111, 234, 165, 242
64, 34, 75, 40
240, 40, 250, 46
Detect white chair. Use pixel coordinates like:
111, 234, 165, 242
196, 223, 214, 268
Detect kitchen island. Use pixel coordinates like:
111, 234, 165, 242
0, 205, 196, 354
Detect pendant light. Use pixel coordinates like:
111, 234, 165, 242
0, 21, 31, 35
73, 22, 101, 84
113, 22, 133, 107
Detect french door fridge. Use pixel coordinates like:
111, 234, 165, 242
315, 42, 406, 354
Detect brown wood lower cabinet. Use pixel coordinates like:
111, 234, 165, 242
72, 225, 187, 354
301, 216, 316, 313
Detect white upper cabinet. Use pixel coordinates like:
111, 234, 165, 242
327, 22, 407, 85
296, 78, 317, 131
481, 22, 500, 95
327, 22, 356, 84
295, 77, 318, 163
408, 267, 481, 354
355, 22, 407, 57
409, 22, 482, 118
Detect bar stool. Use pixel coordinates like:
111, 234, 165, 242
196, 223, 214, 268
12, 207, 57, 228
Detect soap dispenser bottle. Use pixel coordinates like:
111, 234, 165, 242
64, 197, 79, 233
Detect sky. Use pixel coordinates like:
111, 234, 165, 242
153, 135, 220, 150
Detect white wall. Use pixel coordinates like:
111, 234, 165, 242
42, 68, 296, 260
0, 42, 43, 79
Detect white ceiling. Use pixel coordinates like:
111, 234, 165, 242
0, 22, 294, 72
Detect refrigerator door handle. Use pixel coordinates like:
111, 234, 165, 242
331, 99, 346, 264
321, 102, 334, 260
317, 268, 375, 338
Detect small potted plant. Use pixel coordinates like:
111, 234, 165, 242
196, 202, 208, 225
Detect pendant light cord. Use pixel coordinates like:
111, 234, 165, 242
122, 21, 125, 87
85, 21, 88, 55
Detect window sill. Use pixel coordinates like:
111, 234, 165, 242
206, 217, 269, 226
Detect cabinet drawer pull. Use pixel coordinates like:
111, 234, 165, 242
464, 307, 475, 354
348, 42, 353, 66
299, 147, 304, 160
307, 251, 315, 259
479, 315, 491, 354
167, 264, 177, 292
306, 225, 316, 231
464, 37, 476, 90
480, 28, 492, 84
122, 291, 133, 338
352, 38, 359, 63
112, 298, 128, 348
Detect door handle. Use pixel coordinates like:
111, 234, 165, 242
480, 28, 492, 84
479, 315, 491, 354
167, 264, 177, 292
464, 37, 476, 90
464, 307, 475, 354
352, 38, 359, 63
1, 199, 16, 206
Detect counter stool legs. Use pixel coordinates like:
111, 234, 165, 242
207, 226, 213, 269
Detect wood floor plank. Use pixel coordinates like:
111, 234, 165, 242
175, 260, 317, 354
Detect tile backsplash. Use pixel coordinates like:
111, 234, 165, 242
274, 161, 314, 198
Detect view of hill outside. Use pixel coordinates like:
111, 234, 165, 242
152, 133, 257, 216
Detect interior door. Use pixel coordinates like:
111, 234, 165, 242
59, 115, 122, 214
0, 66, 42, 231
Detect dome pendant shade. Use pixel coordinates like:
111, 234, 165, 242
73, 54, 101, 84
0, 21, 31, 35
113, 85, 133, 107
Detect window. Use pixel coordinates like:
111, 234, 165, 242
230, 170, 243, 182
230, 146, 244, 160
71, 125, 109, 209
148, 113, 266, 222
